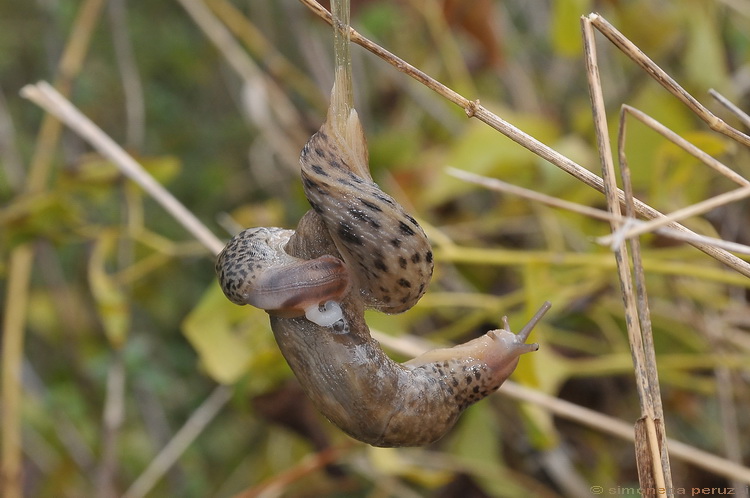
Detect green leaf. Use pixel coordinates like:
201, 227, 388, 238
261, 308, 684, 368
422, 112, 560, 208
0, 191, 81, 246
88, 230, 130, 349
182, 283, 286, 387
367, 446, 453, 489
552, 0, 592, 56
682, 1, 729, 92
447, 402, 529, 496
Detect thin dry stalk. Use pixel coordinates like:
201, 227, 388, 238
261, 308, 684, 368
710, 89, 750, 129
123, 386, 233, 498
587, 14, 750, 148
619, 102, 674, 498
602, 182, 750, 246
296, 0, 750, 278
598, 105, 750, 245
19, 82, 224, 256
231, 444, 352, 498
617, 114, 663, 428
619, 105, 750, 187
446, 167, 750, 255
371, 330, 750, 484
581, 14, 672, 493
330, 0, 354, 135
21, 67, 750, 493
1, 2, 107, 497
176, 0, 306, 170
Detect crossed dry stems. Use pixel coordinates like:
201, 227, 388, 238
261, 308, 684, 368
11, 0, 750, 496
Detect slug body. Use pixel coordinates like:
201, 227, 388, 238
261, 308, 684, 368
216, 226, 350, 325
216, 99, 545, 446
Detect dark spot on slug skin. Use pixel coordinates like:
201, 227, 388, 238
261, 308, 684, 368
338, 221, 363, 246
374, 193, 395, 206
309, 200, 323, 214
302, 177, 317, 190
360, 198, 383, 212
373, 258, 388, 273
348, 172, 364, 184
398, 221, 416, 236
218, 121, 515, 446
348, 208, 382, 229
310, 164, 328, 176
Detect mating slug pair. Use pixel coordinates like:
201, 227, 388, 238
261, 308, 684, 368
215, 84, 549, 447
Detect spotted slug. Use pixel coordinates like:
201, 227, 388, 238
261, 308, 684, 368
216, 95, 549, 447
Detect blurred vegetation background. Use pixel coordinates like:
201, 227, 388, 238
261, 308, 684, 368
1, 0, 749, 496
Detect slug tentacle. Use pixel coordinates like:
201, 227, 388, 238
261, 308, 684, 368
216, 85, 550, 446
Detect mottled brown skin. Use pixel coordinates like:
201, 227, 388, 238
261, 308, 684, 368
216, 227, 349, 315
216, 108, 541, 447
299, 123, 433, 314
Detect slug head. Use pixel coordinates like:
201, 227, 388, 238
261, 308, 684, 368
216, 227, 350, 324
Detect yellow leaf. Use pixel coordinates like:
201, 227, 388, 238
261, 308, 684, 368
422, 111, 560, 208
182, 283, 285, 386
368, 446, 453, 488
88, 230, 130, 349
682, 2, 729, 92
552, 0, 592, 56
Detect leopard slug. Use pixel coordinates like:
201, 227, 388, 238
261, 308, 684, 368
215, 226, 350, 326
216, 83, 549, 447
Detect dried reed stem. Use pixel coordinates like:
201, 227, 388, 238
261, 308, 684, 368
123, 386, 232, 498
20, 82, 225, 256
588, 14, 750, 148
297, 0, 750, 278
2, 2, 107, 497
582, 14, 671, 492
447, 167, 750, 255
372, 330, 750, 483
598, 104, 750, 246
710, 89, 750, 129
20, 5, 750, 491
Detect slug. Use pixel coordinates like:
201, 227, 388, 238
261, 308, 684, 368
216, 87, 549, 447
216, 226, 350, 326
